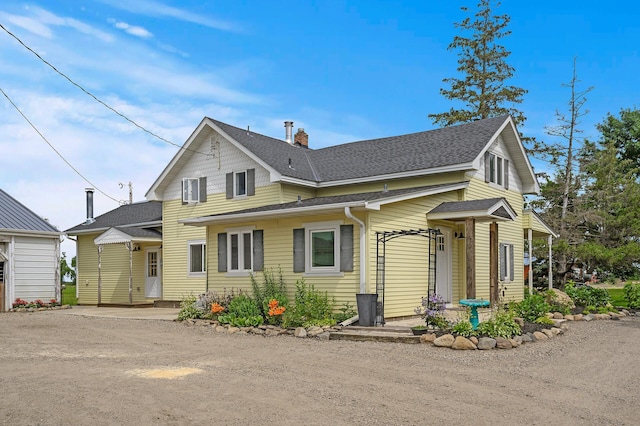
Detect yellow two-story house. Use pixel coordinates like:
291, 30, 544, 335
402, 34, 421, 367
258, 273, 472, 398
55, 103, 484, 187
68, 115, 554, 320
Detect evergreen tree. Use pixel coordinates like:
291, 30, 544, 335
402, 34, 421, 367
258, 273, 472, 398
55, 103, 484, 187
429, 0, 527, 127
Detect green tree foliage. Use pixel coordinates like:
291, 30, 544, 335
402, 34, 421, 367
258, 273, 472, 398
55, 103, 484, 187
597, 108, 640, 177
60, 252, 76, 285
429, 0, 527, 127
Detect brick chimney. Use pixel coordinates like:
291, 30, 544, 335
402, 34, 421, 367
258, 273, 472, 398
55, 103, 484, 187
294, 128, 308, 148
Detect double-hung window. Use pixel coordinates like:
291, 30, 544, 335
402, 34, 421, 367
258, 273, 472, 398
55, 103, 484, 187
485, 152, 509, 189
182, 177, 207, 204
235, 171, 247, 197
188, 241, 206, 275
499, 242, 515, 282
217, 229, 263, 275
226, 169, 255, 199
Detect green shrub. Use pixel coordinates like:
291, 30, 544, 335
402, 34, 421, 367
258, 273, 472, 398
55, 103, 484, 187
251, 267, 289, 319
198, 288, 245, 318
333, 301, 357, 323
177, 294, 206, 321
476, 307, 521, 339
534, 316, 554, 325
623, 282, 640, 309
565, 282, 611, 308
510, 292, 551, 323
451, 320, 476, 337
282, 279, 335, 328
218, 294, 263, 327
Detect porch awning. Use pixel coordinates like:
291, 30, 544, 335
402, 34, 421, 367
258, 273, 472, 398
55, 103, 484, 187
427, 198, 517, 222
94, 227, 162, 245
523, 210, 558, 238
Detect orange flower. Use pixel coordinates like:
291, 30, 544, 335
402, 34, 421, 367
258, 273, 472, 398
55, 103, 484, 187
211, 303, 225, 314
268, 299, 279, 309
267, 299, 286, 317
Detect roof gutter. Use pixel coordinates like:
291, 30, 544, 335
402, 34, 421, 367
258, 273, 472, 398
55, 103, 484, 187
344, 207, 366, 294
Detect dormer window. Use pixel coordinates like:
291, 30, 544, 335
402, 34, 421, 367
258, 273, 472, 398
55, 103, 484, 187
485, 152, 509, 189
182, 177, 207, 204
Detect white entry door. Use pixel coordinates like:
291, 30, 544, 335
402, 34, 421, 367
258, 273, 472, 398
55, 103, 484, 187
145, 248, 161, 298
436, 228, 453, 303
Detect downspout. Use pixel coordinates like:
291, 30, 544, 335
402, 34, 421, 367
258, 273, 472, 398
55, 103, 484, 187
344, 207, 366, 294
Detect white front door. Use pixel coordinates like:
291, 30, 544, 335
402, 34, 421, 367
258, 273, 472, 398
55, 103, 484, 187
436, 228, 452, 303
145, 248, 161, 298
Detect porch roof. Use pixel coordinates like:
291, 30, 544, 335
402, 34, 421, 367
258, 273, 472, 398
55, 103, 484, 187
427, 198, 517, 222
523, 210, 558, 238
181, 182, 468, 226
94, 227, 162, 245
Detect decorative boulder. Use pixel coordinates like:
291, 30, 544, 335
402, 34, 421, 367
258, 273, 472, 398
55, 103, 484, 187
433, 334, 455, 347
451, 336, 477, 350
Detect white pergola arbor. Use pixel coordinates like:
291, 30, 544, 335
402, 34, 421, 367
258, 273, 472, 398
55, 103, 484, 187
523, 210, 558, 294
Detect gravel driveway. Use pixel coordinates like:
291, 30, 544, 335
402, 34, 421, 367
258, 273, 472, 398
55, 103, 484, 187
1, 311, 638, 425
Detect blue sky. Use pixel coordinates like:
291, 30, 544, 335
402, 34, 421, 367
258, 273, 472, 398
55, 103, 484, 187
1, 0, 639, 257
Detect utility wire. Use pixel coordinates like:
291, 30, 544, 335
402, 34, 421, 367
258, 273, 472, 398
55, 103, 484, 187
0, 22, 208, 157
0, 86, 121, 204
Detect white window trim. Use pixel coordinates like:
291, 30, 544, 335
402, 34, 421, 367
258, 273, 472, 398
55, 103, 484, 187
501, 242, 514, 282
188, 240, 206, 276
226, 226, 254, 276
234, 171, 247, 198
304, 222, 341, 275
487, 153, 507, 189
183, 178, 200, 204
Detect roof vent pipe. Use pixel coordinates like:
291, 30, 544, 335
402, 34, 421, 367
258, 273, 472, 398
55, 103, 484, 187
284, 121, 294, 144
85, 188, 95, 224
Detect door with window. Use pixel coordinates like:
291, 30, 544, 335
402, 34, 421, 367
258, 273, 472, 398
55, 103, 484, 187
145, 248, 161, 298
436, 228, 453, 303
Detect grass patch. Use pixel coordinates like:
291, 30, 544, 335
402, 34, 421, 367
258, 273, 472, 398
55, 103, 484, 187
62, 284, 77, 306
607, 288, 627, 308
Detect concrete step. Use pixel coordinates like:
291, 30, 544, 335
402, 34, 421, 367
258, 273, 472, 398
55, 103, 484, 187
329, 326, 422, 344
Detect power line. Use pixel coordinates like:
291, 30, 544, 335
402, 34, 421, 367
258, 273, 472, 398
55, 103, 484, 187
0, 22, 208, 157
0, 86, 121, 204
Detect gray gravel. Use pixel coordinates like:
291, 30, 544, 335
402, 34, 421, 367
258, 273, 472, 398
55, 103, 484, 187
1, 311, 638, 425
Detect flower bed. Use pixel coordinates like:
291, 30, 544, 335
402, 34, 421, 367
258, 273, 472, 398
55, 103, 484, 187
9, 298, 72, 312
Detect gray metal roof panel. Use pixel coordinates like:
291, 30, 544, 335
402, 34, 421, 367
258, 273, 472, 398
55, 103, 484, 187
430, 198, 507, 214
66, 201, 162, 233
0, 189, 60, 233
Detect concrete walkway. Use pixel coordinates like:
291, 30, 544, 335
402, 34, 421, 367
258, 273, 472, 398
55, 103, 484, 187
52, 306, 180, 321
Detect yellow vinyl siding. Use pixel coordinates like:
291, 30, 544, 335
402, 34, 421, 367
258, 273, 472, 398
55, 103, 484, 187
316, 172, 465, 198
205, 213, 360, 309
367, 191, 462, 318
466, 178, 525, 303
163, 183, 286, 300
281, 184, 316, 202
75, 234, 154, 305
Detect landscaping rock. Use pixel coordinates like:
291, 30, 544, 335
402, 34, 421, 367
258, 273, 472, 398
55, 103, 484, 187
542, 329, 554, 338
553, 312, 564, 319
294, 327, 307, 338
469, 336, 479, 345
550, 327, 563, 335
227, 327, 240, 334
512, 335, 523, 345
495, 337, 512, 349
545, 312, 554, 319
547, 288, 576, 309
251, 328, 265, 335
552, 319, 566, 327
451, 336, 477, 350
215, 325, 226, 333
433, 334, 455, 347
564, 314, 574, 321
533, 331, 548, 341
514, 317, 524, 327
307, 327, 324, 337
573, 314, 583, 321
584, 314, 595, 322
420, 333, 437, 344
317, 332, 331, 341
521, 334, 533, 343
509, 338, 521, 348
477, 337, 497, 350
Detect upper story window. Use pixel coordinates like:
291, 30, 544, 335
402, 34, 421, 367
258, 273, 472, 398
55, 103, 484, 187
182, 177, 207, 204
226, 169, 255, 199
485, 152, 509, 189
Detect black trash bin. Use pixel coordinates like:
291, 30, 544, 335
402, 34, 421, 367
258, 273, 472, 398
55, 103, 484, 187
356, 293, 378, 326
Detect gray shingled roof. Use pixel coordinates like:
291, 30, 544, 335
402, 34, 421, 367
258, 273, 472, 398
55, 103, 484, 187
0, 189, 60, 233
113, 227, 162, 239
210, 115, 508, 182
66, 201, 162, 233
429, 198, 516, 220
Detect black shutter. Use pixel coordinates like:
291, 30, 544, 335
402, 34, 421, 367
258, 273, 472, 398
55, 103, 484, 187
226, 173, 233, 199
484, 152, 490, 183
247, 169, 255, 196
293, 228, 305, 273
253, 230, 264, 271
199, 177, 207, 202
504, 159, 509, 190
181, 180, 187, 205
340, 225, 354, 272
217, 233, 227, 272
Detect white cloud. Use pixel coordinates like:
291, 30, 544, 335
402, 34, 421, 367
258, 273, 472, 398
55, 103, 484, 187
97, 0, 240, 32
0, 12, 53, 38
111, 20, 153, 39
31, 7, 114, 42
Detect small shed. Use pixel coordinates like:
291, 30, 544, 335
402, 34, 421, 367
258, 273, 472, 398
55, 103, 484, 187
0, 189, 62, 311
